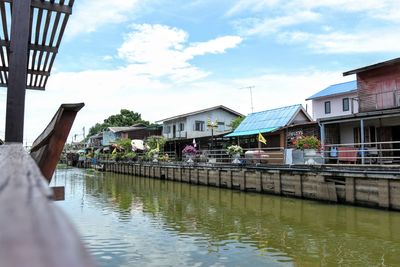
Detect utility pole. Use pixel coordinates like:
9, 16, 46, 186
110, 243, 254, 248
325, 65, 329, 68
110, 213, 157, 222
239, 86, 255, 113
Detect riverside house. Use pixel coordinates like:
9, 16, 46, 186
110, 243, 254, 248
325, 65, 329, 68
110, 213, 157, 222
318, 57, 400, 164
157, 105, 243, 157
225, 104, 316, 164
306, 80, 359, 120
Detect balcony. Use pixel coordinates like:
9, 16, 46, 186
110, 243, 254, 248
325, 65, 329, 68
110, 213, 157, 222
359, 90, 400, 112
164, 131, 188, 140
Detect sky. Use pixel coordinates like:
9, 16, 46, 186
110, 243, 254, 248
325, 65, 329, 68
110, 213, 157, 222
1, 0, 400, 144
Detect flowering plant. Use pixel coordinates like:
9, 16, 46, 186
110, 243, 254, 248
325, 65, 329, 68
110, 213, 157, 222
182, 145, 197, 155
226, 145, 243, 156
292, 135, 321, 150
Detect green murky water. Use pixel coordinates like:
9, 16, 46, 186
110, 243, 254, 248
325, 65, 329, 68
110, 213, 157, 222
52, 168, 400, 267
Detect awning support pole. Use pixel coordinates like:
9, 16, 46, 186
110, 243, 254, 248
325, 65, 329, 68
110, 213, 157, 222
320, 123, 325, 163
360, 119, 365, 164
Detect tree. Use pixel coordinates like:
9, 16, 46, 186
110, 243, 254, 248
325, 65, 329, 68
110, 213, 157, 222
229, 116, 245, 130
88, 109, 150, 137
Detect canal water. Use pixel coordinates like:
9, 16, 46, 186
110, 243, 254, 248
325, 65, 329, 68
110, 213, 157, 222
52, 167, 400, 267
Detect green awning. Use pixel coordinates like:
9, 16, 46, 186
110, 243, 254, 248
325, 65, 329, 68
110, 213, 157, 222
225, 127, 279, 137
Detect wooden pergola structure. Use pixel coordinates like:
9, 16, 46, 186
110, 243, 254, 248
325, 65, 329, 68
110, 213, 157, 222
1, 0, 74, 142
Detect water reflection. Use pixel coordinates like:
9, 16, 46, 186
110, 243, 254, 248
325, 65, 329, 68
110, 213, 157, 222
52, 168, 400, 267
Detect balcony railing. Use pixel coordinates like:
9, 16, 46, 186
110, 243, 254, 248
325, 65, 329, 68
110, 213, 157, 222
164, 131, 187, 140
323, 140, 400, 164
359, 90, 400, 112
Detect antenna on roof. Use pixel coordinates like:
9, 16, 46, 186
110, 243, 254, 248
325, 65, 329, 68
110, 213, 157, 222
239, 86, 255, 113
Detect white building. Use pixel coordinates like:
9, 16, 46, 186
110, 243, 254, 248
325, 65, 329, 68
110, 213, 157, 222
157, 105, 243, 140
306, 81, 359, 120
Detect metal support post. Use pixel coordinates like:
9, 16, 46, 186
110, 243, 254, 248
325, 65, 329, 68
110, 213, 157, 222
360, 119, 365, 164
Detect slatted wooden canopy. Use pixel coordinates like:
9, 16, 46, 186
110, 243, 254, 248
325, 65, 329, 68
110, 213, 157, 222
0, 0, 74, 90
2, 0, 75, 142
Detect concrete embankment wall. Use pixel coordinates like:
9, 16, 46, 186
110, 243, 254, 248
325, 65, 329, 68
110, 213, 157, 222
83, 162, 400, 211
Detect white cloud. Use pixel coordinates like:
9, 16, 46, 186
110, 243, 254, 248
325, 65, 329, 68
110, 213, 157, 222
102, 55, 113, 61
228, 0, 400, 40
66, 0, 140, 38
0, 24, 244, 144
229, 0, 400, 22
226, 0, 280, 17
236, 11, 320, 36
117, 24, 242, 82
279, 28, 400, 53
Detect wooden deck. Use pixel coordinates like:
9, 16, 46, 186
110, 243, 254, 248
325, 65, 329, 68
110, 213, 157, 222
0, 144, 96, 267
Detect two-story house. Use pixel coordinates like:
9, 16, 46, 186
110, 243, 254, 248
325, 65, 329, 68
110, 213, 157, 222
317, 57, 400, 163
157, 105, 243, 156
306, 80, 359, 120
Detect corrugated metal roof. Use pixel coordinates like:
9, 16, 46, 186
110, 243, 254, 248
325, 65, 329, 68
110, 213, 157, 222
306, 80, 357, 100
225, 104, 302, 137
156, 105, 243, 123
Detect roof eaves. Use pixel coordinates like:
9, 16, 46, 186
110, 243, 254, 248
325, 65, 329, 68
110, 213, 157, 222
343, 57, 400, 76
306, 89, 358, 101
156, 105, 243, 123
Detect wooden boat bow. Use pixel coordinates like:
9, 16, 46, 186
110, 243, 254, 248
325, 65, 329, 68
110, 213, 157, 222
30, 103, 84, 182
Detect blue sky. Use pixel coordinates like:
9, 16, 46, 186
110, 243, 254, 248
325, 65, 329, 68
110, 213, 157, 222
1, 0, 400, 143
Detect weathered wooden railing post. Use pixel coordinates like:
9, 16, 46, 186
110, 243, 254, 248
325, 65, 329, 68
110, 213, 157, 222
0, 145, 97, 267
5, 0, 30, 143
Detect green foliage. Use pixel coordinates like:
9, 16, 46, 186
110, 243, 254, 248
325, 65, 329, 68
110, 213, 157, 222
226, 145, 243, 156
88, 109, 150, 136
146, 135, 166, 150
123, 152, 137, 161
147, 148, 159, 158
293, 135, 321, 150
229, 116, 245, 130
117, 138, 132, 152
111, 152, 123, 162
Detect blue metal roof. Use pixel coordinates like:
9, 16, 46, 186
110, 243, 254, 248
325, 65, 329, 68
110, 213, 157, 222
225, 104, 302, 137
306, 80, 357, 100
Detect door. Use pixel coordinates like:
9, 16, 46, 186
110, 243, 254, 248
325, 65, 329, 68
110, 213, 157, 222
173, 125, 176, 139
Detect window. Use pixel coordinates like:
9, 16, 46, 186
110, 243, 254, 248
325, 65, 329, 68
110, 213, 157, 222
217, 122, 225, 131
343, 98, 350, 111
324, 101, 331, 114
164, 125, 171, 134
195, 121, 205, 131
179, 123, 185, 131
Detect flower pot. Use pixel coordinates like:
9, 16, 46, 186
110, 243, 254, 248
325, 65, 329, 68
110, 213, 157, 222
152, 153, 159, 163
231, 153, 241, 164
186, 154, 194, 164
304, 149, 317, 157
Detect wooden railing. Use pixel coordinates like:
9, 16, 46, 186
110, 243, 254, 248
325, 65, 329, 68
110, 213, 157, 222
0, 144, 96, 267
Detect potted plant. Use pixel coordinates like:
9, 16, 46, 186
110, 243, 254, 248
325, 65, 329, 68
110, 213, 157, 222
182, 145, 197, 163
226, 145, 243, 164
147, 148, 160, 163
293, 135, 321, 156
